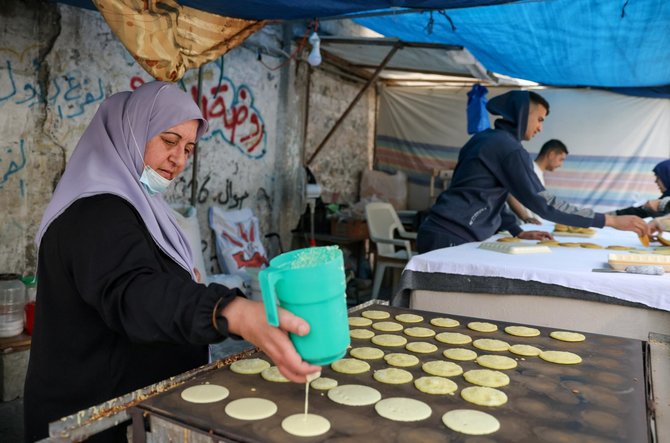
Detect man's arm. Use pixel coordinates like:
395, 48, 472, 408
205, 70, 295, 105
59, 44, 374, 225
507, 195, 541, 224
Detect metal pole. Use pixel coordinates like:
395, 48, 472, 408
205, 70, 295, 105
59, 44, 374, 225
306, 43, 401, 166
190, 65, 204, 207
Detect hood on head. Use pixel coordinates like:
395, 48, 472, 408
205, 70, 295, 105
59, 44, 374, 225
486, 91, 530, 141
653, 159, 670, 197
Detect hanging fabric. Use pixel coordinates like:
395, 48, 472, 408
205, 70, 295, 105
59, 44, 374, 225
466, 84, 490, 134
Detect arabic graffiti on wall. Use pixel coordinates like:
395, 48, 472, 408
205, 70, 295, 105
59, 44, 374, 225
174, 173, 249, 210
130, 67, 267, 159
0, 139, 26, 196
0, 59, 105, 119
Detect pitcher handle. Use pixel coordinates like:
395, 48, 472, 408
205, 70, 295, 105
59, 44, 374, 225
259, 268, 281, 327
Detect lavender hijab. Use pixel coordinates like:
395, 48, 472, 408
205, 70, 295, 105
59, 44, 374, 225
36, 81, 208, 278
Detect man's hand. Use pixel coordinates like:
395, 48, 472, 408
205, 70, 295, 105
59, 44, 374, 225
517, 230, 554, 241
524, 217, 542, 225
605, 215, 650, 237
221, 298, 321, 382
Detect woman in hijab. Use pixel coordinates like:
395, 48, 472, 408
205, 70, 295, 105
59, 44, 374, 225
612, 159, 670, 218
24, 81, 319, 442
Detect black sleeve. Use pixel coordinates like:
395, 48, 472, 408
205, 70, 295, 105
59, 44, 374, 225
615, 206, 651, 217
59, 195, 240, 345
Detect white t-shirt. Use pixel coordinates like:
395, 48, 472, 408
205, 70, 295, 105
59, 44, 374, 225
526, 161, 545, 222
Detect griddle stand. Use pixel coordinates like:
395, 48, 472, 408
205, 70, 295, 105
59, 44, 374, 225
38, 302, 670, 442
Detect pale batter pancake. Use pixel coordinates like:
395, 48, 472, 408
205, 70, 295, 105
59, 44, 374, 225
472, 338, 510, 352
442, 409, 500, 435
467, 321, 498, 332
509, 344, 542, 357
375, 397, 432, 421
539, 350, 582, 365
405, 341, 438, 353
435, 332, 472, 345
230, 358, 271, 375
361, 310, 390, 320
580, 242, 603, 249
558, 242, 581, 247
373, 367, 414, 384
463, 369, 510, 388
180, 384, 230, 403
403, 327, 436, 338
421, 360, 463, 377
350, 328, 375, 339
537, 240, 560, 246
261, 366, 290, 382
281, 413, 331, 437
461, 386, 508, 407
327, 384, 382, 406
430, 317, 460, 328
476, 355, 517, 370
331, 358, 371, 374
372, 321, 403, 332
371, 334, 408, 347
443, 348, 478, 361
384, 352, 420, 367
414, 376, 458, 395
224, 398, 278, 420
550, 330, 586, 342
349, 317, 373, 327
395, 313, 424, 323
349, 346, 385, 360
310, 377, 338, 390
504, 325, 540, 337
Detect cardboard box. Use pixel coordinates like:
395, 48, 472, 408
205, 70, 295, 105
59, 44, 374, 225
330, 219, 368, 239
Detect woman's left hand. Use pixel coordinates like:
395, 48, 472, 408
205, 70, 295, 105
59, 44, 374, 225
517, 230, 554, 241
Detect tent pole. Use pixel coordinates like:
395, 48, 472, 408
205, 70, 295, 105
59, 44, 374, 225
301, 64, 312, 165
191, 65, 204, 207
306, 43, 401, 166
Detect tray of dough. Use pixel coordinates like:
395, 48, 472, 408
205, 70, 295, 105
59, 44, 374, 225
478, 241, 551, 254
608, 253, 670, 271
552, 231, 597, 238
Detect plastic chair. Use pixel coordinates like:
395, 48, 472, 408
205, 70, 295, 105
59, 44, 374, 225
364, 202, 417, 300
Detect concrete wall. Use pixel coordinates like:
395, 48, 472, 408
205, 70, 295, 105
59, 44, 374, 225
0, 0, 375, 276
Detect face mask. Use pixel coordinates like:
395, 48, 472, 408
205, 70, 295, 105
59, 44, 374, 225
139, 165, 173, 195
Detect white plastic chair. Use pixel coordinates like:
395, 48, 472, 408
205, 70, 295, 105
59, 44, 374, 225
364, 202, 417, 300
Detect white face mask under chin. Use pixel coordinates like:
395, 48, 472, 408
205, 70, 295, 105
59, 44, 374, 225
140, 165, 173, 195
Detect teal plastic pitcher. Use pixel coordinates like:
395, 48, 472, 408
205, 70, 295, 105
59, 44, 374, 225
259, 246, 350, 365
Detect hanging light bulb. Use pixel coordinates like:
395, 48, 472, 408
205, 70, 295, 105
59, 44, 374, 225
307, 31, 322, 67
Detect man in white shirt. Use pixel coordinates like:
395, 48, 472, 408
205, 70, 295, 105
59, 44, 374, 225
507, 139, 569, 224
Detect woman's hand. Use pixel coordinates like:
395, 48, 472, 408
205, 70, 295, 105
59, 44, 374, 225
649, 219, 661, 235
644, 199, 661, 212
517, 230, 554, 241
221, 298, 321, 382
605, 215, 650, 237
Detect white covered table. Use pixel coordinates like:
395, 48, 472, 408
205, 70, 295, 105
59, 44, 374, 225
398, 224, 670, 340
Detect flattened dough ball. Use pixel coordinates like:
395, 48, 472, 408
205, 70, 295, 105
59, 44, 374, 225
375, 398, 432, 422
181, 384, 230, 403
225, 398, 277, 420
328, 384, 382, 406
442, 409, 501, 435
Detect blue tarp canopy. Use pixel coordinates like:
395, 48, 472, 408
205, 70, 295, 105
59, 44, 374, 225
55, 0, 670, 89
353, 1, 670, 88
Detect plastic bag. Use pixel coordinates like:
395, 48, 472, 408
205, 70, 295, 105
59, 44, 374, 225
208, 207, 268, 276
